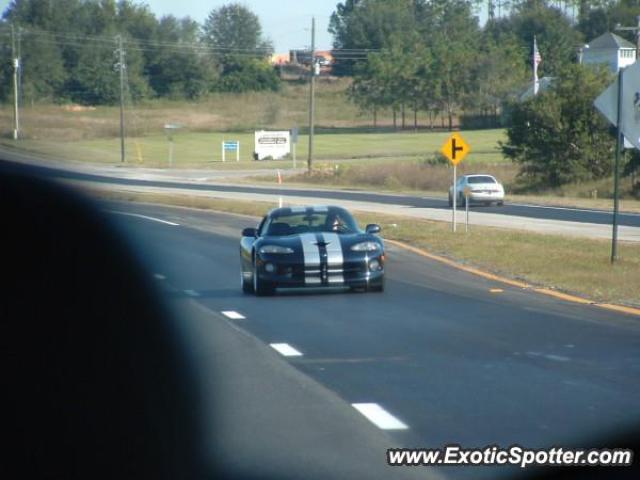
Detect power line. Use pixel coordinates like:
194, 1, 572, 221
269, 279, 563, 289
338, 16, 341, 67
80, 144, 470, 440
0, 24, 380, 56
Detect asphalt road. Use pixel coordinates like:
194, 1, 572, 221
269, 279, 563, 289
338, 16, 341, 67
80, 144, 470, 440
102, 200, 640, 480
2, 154, 639, 228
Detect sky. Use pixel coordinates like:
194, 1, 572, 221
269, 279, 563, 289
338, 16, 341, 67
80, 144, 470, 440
0, 1, 488, 53
0, 0, 336, 52
146, 0, 336, 52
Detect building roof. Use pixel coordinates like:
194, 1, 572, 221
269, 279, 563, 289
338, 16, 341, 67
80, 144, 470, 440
587, 32, 635, 50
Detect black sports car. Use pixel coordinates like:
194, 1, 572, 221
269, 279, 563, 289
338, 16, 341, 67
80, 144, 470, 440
240, 206, 385, 295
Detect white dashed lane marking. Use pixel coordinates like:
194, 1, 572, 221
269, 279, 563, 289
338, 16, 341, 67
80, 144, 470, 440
108, 211, 180, 226
221, 310, 246, 320
352, 403, 409, 430
526, 351, 570, 362
153, 274, 166, 280
184, 289, 200, 297
270, 343, 303, 357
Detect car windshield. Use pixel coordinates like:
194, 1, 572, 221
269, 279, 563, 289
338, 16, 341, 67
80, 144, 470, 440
264, 209, 359, 236
468, 176, 497, 184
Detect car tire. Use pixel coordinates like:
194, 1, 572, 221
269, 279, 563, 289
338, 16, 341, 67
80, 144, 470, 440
241, 269, 254, 294
253, 263, 274, 296
367, 277, 385, 293
448, 194, 453, 207
497, 201, 504, 206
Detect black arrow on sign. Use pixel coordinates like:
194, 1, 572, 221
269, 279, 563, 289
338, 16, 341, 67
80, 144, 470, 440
451, 138, 464, 160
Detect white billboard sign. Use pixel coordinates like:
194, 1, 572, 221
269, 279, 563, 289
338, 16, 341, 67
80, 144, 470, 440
254, 130, 290, 160
594, 61, 640, 150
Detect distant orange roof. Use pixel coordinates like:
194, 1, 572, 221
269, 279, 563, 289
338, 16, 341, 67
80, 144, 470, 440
270, 53, 289, 65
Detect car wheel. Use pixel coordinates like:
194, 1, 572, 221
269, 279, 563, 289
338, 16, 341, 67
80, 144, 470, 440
459, 194, 466, 207
253, 262, 274, 296
448, 194, 453, 207
368, 278, 385, 293
241, 269, 254, 294
497, 201, 504, 206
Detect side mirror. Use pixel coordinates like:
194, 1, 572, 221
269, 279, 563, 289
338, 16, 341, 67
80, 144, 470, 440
365, 224, 381, 234
242, 227, 257, 237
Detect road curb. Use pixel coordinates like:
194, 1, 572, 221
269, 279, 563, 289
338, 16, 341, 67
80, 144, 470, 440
386, 239, 640, 318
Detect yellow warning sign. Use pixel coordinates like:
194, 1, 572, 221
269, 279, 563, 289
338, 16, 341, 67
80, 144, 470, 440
441, 133, 470, 166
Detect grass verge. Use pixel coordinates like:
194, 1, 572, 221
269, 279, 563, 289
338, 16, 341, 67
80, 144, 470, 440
0, 129, 507, 167
86, 187, 640, 308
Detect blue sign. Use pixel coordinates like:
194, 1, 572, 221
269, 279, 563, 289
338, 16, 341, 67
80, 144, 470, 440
223, 141, 239, 151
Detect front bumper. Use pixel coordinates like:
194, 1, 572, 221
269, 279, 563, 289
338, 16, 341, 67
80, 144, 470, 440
255, 253, 385, 289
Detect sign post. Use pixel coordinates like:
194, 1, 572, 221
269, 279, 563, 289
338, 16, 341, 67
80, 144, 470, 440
291, 127, 299, 168
464, 185, 471, 233
594, 61, 640, 263
612, 68, 624, 263
440, 132, 471, 232
222, 140, 240, 162
164, 124, 182, 167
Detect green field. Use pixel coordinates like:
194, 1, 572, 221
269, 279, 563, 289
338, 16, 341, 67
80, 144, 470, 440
2, 129, 508, 168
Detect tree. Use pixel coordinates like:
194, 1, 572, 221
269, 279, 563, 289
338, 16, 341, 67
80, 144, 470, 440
501, 64, 615, 190
216, 56, 279, 93
145, 16, 216, 99
498, 0, 584, 77
202, 3, 271, 55
470, 28, 529, 121
329, 0, 419, 75
0, 24, 68, 103
202, 3, 277, 93
349, 33, 420, 128
421, 0, 482, 130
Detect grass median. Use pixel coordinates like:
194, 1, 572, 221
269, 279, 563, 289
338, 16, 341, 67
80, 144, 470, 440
87, 187, 640, 308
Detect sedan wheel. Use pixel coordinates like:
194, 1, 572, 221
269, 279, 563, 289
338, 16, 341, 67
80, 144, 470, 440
241, 269, 254, 294
253, 263, 274, 296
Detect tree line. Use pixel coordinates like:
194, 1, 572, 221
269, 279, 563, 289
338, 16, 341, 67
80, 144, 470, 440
334, 0, 640, 130
0, 0, 279, 105
333, 0, 639, 191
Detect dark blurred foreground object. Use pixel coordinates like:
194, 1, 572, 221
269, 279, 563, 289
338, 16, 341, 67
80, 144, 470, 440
1, 163, 205, 480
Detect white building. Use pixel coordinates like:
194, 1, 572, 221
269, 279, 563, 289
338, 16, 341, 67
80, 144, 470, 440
582, 32, 637, 73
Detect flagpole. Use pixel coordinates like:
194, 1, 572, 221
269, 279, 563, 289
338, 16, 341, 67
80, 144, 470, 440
533, 35, 540, 96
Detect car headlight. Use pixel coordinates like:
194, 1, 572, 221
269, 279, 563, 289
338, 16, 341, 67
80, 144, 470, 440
259, 245, 294, 254
351, 241, 380, 252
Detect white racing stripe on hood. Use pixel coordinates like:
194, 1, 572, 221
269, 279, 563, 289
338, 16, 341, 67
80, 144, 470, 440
300, 233, 321, 285
322, 232, 344, 284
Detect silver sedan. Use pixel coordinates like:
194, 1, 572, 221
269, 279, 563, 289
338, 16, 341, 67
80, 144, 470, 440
449, 174, 505, 206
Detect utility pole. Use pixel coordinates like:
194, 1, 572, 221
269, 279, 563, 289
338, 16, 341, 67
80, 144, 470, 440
307, 17, 315, 174
11, 25, 19, 140
116, 35, 126, 163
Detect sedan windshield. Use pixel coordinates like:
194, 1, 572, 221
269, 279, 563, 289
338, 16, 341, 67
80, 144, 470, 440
264, 209, 359, 236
